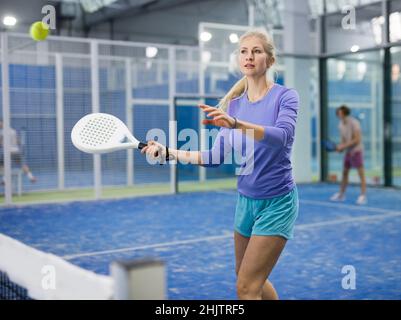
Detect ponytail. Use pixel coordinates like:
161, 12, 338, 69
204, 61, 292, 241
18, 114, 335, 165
218, 76, 247, 111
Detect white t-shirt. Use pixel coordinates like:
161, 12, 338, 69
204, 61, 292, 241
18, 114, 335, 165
0, 128, 20, 153
339, 116, 363, 154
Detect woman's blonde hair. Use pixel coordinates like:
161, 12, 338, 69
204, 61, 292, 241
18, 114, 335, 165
218, 29, 276, 111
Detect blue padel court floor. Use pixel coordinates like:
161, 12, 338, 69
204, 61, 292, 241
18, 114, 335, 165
1, 183, 401, 299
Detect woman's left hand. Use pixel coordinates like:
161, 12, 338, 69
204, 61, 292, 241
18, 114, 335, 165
199, 104, 235, 129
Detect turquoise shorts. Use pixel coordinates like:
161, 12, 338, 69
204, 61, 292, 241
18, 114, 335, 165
234, 187, 299, 240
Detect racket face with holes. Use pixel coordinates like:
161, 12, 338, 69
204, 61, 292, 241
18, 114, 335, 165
71, 113, 141, 154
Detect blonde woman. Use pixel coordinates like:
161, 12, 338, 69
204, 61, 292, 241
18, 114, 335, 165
142, 29, 299, 300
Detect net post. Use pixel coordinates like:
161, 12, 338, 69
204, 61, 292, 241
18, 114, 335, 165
111, 259, 166, 300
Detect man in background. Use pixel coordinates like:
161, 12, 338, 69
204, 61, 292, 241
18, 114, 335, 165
330, 105, 367, 205
0, 121, 37, 183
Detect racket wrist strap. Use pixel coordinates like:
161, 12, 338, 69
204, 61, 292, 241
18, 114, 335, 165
231, 117, 237, 129
159, 146, 170, 165
165, 146, 170, 161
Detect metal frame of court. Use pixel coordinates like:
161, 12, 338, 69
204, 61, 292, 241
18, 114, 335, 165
0, 23, 292, 206
2, 16, 401, 205
318, 0, 401, 187
0, 32, 199, 205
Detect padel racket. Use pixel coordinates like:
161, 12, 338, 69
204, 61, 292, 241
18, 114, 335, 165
71, 113, 148, 154
322, 139, 337, 152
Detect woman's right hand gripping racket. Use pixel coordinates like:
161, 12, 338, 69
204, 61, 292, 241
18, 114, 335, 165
71, 113, 149, 154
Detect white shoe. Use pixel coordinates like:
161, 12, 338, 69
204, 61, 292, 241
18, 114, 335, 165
330, 192, 345, 202
356, 194, 367, 205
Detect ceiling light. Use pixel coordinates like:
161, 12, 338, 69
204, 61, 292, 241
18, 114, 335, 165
3, 16, 17, 27
200, 31, 212, 42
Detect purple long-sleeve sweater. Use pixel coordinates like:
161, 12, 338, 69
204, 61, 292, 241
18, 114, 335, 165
201, 84, 299, 199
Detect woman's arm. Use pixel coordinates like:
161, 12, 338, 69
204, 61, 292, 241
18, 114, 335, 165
167, 148, 202, 165
141, 141, 203, 165
200, 105, 265, 141
142, 128, 232, 167
232, 119, 265, 140
200, 89, 299, 149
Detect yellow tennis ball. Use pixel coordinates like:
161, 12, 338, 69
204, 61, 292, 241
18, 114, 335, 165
29, 21, 50, 41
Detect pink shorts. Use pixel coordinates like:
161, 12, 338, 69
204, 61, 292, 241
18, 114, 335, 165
344, 151, 364, 169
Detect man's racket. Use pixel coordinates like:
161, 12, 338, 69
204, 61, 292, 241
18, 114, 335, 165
322, 139, 337, 152
71, 113, 148, 154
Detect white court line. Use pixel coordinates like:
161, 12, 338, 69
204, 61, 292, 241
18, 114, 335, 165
63, 209, 401, 261
63, 233, 232, 260
300, 199, 401, 215
215, 190, 401, 215
296, 210, 401, 229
